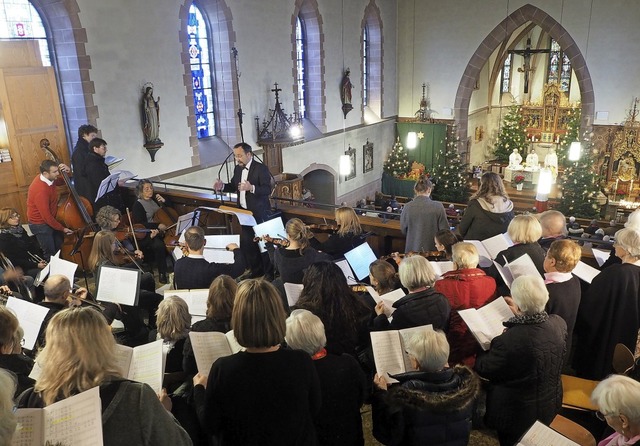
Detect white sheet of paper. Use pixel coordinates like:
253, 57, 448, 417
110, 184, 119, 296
344, 242, 378, 281
48, 255, 78, 287
517, 420, 579, 446
572, 261, 600, 284
218, 205, 257, 226
467, 240, 493, 267
458, 297, 514, 350
366, 286, 380, 303
189, 331, 234, 374
493, 261, 514, 289
6, 296, 50, 350
128, 339, 164, 393
284, 283, 304, 306
95, 265, 140, 306
167, 289, 209, 317
481, 233, 513, 260
334, 259, 357, 285
45, 386, 103, 446
111, 170, 137, 181
379, 288, 406, 316
507, 253, 540, 280
591, 248, 610, 267
253, 217, 286, 253
430, 261, 455, 279
203, 235, 240, 263
176, 211, 200, 235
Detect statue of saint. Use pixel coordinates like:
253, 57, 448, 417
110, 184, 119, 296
340, 69, 353, 106
142, 86, 161, 144
618, 154, 637, 181
508, 149, 522, 168
526, 149, 539, 168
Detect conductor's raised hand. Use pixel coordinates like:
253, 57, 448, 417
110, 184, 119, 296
213, 179, 224, 192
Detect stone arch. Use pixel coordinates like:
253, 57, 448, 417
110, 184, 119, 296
292, 0, 326, 132
361, 0, 383, 120
454, 3, 594, 155
300, 163, 336, 204
179, 0, 240, 165
29, 0, 97, 152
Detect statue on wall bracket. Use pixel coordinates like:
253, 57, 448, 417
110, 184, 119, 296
340, 68, 353, 118
141, 82, 164, 162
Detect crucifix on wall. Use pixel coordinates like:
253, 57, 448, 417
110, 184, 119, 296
509, 38, 552, 94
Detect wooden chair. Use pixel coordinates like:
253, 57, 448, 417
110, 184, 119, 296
561, 374, 599, 411
613, 343, 635, 374
550, 414, 596, 446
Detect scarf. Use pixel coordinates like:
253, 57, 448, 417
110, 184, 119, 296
601, 432, 640, 446
504, 311, 549, 328
0, 225, 24, 238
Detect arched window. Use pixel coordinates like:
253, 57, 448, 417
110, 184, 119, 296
188, 3, 215, 138
501, 53, 512, 93
295, 15, 306, 118
361, 1, 383, 119
0, 0, 49, 65
547, 38, 571, 93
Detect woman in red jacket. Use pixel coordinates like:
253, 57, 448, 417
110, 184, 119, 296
434, 242, 497, 367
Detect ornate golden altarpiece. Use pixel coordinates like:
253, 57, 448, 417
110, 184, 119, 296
521, 83, 578, 143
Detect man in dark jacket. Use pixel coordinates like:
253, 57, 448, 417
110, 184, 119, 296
83, 138, 124, 212
71, 124, 98, 200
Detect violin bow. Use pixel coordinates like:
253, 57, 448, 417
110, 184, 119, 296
125, 208, 141, 253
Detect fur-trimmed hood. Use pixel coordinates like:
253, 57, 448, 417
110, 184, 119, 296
386, 365, 480, 414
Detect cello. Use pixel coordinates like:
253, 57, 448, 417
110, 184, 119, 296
40, 139, 97, 270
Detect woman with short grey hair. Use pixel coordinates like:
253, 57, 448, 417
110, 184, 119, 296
475, 275, 567, 446
591, 374, 640, 445
372, 329, 479, 445
285, 309, 366, 446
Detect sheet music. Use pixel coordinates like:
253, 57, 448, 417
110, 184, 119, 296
517, 420, 579, 446
128, 339, 164, 393
6, 297, 50, 350
572, 261, 600, 284
493, 261, 514, 289
111, 170, 136, 181
225, 330, 244, 354
507, 253, 540, 280
95, 172, 121, 202
467, 240, 493, 267
366, 286, 380, 303
95, 266, 140, 306
13, 408, 43, 446
167, 289, 209, 317
189, 331, 234, 374
458, 297, 514, 350
344, 242, 378, 281
43, 386, 103, 446
48, 256, 78, 288
334, 259, 357, 285
481, 233, 513, 260
591, 248, 610, 267
34, 263, 50, 286
217, 205, 257, 226
284, 283, 304, 306
175, 211, 200, 236
253, 217, 286, 253
430, 261, 455, 279
370, 331, 406, 379
113, 344, 134, 378
398, 325, 434, 371
379, 288, 406, 316
203, 235, 240, 263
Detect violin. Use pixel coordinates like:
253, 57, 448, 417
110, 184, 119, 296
380, 250, 447, 265
253, 234, 291, 248
306, 224, 340, 234
114, 223, 154, 240
350, 285, 369, 293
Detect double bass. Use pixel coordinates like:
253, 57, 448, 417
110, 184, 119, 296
40, 139, 97, 270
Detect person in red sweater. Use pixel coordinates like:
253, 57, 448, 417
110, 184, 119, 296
434, 242, 497, 367
27, 160, 73, 259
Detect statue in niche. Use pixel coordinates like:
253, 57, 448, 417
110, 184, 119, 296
616, 153, 638, 181
142, 85, 162, 145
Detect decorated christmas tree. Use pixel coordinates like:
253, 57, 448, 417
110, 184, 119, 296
432, 125, 470, 203
492, 104, 528, 162
383, 137, 410, 177
557, 107, 581, 167
558, 140, 600, 219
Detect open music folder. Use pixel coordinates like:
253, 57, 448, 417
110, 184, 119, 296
370, 324, 433, 383
114, 339, 164, 393
189, 330, 244, 374
457, 297, 515, 350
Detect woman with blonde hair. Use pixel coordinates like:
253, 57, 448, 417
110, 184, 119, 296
193, 279, 321, 445
311, 206, 365, 258
17, 307, 191, 445
400, 175, 449, 252
495, 214, 546, 276
373, 255, 450, 331
183, 275, 237, 376
458, 172, 514, 240
272, 218, 330, 284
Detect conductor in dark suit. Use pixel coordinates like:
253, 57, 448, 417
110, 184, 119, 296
213, 142, 273, 277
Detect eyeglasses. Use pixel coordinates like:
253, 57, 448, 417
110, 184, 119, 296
9, 213, 19, 218
595, 410, 616, 421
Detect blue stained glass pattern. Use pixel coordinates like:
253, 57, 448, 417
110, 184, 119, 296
189, 4, 215, 138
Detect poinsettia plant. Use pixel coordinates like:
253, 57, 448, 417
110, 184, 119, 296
513, 175, 525, 185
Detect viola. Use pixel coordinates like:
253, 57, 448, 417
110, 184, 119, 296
307, 224, 340, 234
253, 234, 291, 248
114, 223, 154, 240
380, 250, 446, 265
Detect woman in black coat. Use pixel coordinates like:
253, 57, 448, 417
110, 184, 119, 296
372, 328, 480, 446
494, 214, 546, 277
372, 255, 450, 332
475, 275, 567, 446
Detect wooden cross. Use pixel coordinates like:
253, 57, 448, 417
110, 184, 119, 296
509, 38, 552, 94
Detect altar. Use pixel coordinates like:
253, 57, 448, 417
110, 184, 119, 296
504, 167, 540, 184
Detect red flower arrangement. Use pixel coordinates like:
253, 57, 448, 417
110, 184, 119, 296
513, 175, 525, 185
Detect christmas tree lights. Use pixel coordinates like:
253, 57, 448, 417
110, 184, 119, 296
492, 104, 528, 162
383, 137, 410, 177
432, 125, 470, 203
558, 139, 600, 219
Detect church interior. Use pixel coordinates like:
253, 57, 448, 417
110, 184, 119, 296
3, 1, 640, 445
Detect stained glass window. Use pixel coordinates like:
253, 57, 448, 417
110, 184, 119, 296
295, 16, 307, 118
501, 53, 512, 94
0, 0, 49, 66
362, 25, 369, 106
188, 3, 215, 138
547, 38, 571, 93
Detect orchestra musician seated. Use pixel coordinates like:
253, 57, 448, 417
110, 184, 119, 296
310, 206, 366, 259
131, 179, 171, 283
173, 226, 244, 290
433, 229, 463, 261
0, 306, 35, 397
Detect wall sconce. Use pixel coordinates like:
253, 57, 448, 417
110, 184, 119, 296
340, 154, 351, 175
406, 131, 418, 149
568, 141, 582, 161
